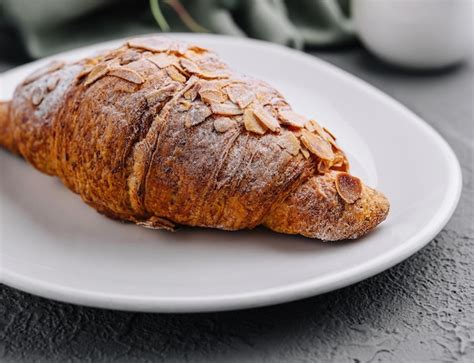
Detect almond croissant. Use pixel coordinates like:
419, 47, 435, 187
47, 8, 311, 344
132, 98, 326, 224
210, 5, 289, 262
0, 37, 389, 240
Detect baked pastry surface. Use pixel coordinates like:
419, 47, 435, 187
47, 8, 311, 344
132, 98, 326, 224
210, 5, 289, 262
0, 37, 389, 240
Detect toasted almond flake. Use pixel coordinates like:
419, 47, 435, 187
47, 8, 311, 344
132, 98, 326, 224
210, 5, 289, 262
184, 103, 212, 128
170, 41, 189, 55
119, 50, 140, 65
304, 119, 325, 135
199, 81, 223, 93
320, 127, 340, 151
23, 61, 64, 85
225, 85, 243, 103
253, 103, 280, 132
108, 67, 144, 84
183, 81, 201, 101
277, 132, 301, 156
76, 64, 95, 80
102, 52, 116, 61
128, 38, 170, 53
333, 153, 345, 167
318, 160, 331, 174
214, 117, 237, 133
335, 172, 362, 204
244, 108, 267, 135
189, 44, 208, 53
278, 109, 307, 128
226, 85, 255, 108
199, 89, 227, 104
300, 130, 335, 161
199, 70, 229, 79
46, 76, 60, 92
236, 92, 254, 108
300, 146, 310, 159
323, 127, 337, 141
305, 119, 337, 148
210, 102, 243, 116
31, 87, 44, 106
256, 92, 275, 106
178, 100, 192, 111
84, 64, 109, 86
180, 58, 201, 74
145, 83, 179, 106
147, 53, 176, 68
166, 66, 187, 83
332, 152, 350, 172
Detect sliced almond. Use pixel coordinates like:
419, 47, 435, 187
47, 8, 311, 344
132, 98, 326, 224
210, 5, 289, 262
317, 160, 331, 174
278, 109, 307, 128
170, 41, 189, 55
335, 172, 362, 204
145, 83, 179, 106
46, 76, 60, 92
23, 61, 64, 85
253, 103, 280, 132
244, 108, 267, 135
108, 67, 144, 84
225, 85, 244, 103
184, 103, 212, 128
214, 117, 237, 133
196, 69, 229, 80
235, 92, 254, 108
180, 58, 201, 74
199, 88, 227, 104
119, 50, 140, 65
147, 53, 176, 69
166, 66, 187, 83
256, 92, 274, 106
189, 44, 208, 53
300, 146, 310, 159
182, 60, 229, 79
199, 81, 223, 93
333, 153, 345, 167
210, 102, 243, 116
277, 132, 301, 156
84, 64, 109, 86
31, 87, 44, 106
300, 130, 335, 161
183, 81, 201, 101
304, 119, 325, 135
76, 65, 94, 80
332, 152, 350, 172
226, 85, 254, 109
323, 127, 337, 141
128, 38, 170, 53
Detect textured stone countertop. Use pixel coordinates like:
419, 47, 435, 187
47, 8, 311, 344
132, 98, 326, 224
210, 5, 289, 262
0, 29, 473, 362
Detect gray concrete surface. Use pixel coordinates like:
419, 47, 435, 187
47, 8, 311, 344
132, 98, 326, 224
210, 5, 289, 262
0, 29, 473, 362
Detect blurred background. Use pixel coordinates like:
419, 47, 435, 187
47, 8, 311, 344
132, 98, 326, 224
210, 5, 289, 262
0, 0, 472, 69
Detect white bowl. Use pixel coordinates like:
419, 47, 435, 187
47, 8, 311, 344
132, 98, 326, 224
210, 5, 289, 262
353, 0, 473, 69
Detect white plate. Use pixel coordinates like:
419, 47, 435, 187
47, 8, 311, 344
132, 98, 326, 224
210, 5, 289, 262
0, 34, 462, 312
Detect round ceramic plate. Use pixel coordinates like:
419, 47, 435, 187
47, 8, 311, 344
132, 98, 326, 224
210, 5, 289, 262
0, 34, 462, 312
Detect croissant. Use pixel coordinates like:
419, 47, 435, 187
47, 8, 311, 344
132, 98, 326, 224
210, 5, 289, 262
0, 36, 389, 241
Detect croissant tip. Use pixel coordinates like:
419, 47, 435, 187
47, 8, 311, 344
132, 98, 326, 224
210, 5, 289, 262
343, 187, 390, 241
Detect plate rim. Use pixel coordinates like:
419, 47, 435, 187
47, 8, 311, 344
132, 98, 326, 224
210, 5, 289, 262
0, 33, 463, 312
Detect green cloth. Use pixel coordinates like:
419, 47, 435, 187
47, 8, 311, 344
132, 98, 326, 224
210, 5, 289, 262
1, 0, 354, 59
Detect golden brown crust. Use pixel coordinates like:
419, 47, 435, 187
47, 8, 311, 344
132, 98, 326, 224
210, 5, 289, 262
0, 36, 389, 240
263, 172, 389, 240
